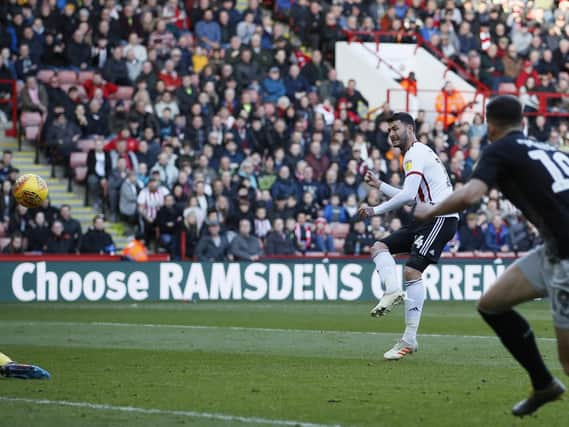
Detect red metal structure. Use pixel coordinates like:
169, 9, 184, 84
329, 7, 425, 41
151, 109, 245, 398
0, 79, 18, 138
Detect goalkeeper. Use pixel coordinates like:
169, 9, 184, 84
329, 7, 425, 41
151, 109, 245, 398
0, 352, 50, 379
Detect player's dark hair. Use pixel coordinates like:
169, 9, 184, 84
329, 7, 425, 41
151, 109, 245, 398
389, 112, 416, 132
486, 95, 523, 127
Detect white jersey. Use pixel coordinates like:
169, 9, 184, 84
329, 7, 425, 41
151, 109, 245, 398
403, 143, 459, 219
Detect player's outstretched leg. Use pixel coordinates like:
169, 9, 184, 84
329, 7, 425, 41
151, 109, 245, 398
478, 261, 565, 416
369, 242, 405, 317
384, 267, 425, 360
0, 351, 51, 380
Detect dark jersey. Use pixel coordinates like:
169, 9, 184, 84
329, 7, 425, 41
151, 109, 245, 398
472, 131, 569, 258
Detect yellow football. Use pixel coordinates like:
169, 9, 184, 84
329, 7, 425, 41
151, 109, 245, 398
13, 174, 49, 208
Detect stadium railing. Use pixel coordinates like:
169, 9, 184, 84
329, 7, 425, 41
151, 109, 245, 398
386, 88, 569, 122
0, 79, 18, 139
341, 30, 490, 94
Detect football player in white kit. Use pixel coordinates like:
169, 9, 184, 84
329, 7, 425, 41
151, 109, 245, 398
359, 112, 458, 360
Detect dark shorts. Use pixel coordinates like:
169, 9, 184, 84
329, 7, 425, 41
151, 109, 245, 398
381, 217, 458, 272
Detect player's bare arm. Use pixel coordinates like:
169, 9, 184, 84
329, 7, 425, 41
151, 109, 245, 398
364, 171, 401, 198
414, 179, 488, 221
359, 173, 422, 219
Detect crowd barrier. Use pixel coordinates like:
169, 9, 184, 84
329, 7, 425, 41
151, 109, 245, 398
0, 257, 515, 303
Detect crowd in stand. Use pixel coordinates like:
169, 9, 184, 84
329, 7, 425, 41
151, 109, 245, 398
0, 0, 567, 258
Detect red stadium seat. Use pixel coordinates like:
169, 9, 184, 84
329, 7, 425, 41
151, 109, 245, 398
37, 69, 55, 83
58, 70, 78, 84
25, 126, 40, 141
70, 152, 88, 169
20, 112, 42, 127
78, 71, 95, 83
110, 86, 134, 100
77, 139, 96, 152
74, 166, 88, 182
0, 237, 11, 251
498, 83, 517, 94
68, 152, 88, 192
454, 251, 474, 258
333, 238, 345, 251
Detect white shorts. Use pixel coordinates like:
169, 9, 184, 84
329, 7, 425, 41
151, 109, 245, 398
516, 245, 569, 329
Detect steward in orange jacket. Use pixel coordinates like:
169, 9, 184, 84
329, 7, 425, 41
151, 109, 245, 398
435, 81, 466, 128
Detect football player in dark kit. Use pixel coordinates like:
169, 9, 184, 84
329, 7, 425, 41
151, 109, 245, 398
415, 95, 569, 417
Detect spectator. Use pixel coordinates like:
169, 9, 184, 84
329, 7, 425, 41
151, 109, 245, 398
300, 50, 329, 86
262, 67, 286, 103
150, 153, 179, 189
45, 221, 74, 254
458, 213, 485, 251
119, 171, 141, 225
265, 217, 296, 255
26, 211, 50, 252
195, 219, 230, 261
236, 12, 256, 45
484, 215, 511, 253
84, 71, 118, 100
293, 211, 312, 253
155, 194, 182, 257
435, 81, 467, 129
80, 215, 115, 254
2, 232, 25, 254
509, 215, 537, 253
65, 30, 91, 70
103, 46, 130, 86
181, 211, 201, 259
45, 112, 81, 169
229, 218, 262, 261
254, 205, 271, 239
137, 178, 169, 244
304, 141, 330, 181
344, 218, 375, 255
271, 165, 298, 201
196, 9, 221, 51
19, 76, 48, 116
343, 79, 369, 114
122, 233, 149, 262
58, 204, 82, 253
312, 217, 335, 253
15, 44, 38, 80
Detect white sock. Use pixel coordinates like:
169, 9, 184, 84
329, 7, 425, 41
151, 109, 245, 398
402, 279, 426, 346
373, 251, 401, 294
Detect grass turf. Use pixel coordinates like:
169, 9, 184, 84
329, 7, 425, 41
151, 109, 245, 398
0, 301, 564, 426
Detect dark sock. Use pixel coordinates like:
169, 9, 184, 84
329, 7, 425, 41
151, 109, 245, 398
478, 309, 553, 390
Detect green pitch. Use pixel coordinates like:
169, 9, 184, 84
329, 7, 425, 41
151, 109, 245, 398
0, 301, 564, 426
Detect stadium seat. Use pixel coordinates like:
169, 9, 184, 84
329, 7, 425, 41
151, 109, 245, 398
306, 251, 325, 257
20, 112, 43, 146
77, 139, 96, 152
58, 70, 79, 84
68, 152, 88, 192
454, 251, 474, 258
0, 237, 11, 251
78, 71, 95, 83
497, 251, 516, 258
20, 112, 42, 127
110, 86, 134, 101
25, 126, 40, 141
498, 83, 517, 94
37, 69, 55, 83
333, 238, 345, 252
